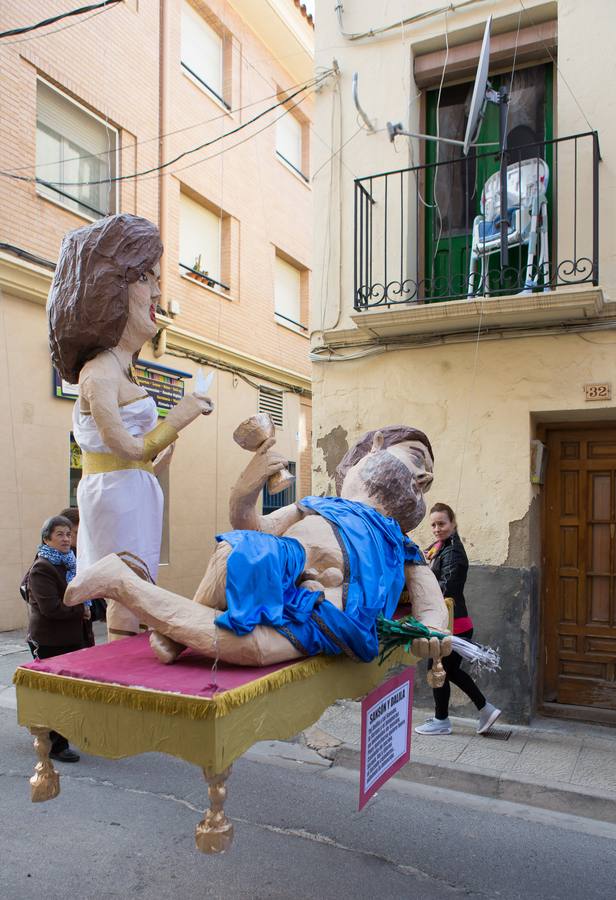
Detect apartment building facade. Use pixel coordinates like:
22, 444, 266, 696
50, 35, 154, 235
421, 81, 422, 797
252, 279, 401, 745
312, 0, 616, 723
0, 0, 315, 629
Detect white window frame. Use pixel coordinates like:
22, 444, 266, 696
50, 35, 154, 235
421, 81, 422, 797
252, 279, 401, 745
180, 2, 229, 109
276, 110, 307, 181
274, 254, 306, 333
179, 193, 229, 294
36, 77, 118, 221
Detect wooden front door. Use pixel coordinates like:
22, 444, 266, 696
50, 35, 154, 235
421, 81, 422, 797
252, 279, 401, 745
544, 427, 616, 712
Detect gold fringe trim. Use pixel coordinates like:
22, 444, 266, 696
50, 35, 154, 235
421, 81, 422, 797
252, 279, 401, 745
13, 654, 337, 721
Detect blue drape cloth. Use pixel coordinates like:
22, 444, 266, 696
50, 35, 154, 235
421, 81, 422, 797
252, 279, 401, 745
215, 496, 424, 662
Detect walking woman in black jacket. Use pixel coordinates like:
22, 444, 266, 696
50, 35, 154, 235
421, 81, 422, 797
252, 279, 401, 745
415, 503, 501, 735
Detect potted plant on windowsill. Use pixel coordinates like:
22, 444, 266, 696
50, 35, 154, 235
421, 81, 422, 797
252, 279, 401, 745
191, 255, 210, 285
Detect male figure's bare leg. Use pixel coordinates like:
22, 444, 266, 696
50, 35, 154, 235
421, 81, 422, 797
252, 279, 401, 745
64, 554, 302, 666
193, 541, 231, 609
106, 599, 143, 641
151, 541, 233, 663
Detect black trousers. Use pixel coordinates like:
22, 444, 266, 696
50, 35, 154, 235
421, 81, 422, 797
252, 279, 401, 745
427, 629, 486, 720
32, 643, 84, 754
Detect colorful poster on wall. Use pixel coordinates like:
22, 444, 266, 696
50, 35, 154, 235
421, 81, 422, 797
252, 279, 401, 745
53, 359, 193, 417
358, 668, 414, 811
134, 360, 191, 417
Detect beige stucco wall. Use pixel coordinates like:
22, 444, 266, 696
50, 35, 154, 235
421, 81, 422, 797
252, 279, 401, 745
312, 0, 616, 567
313, 330, 616, 565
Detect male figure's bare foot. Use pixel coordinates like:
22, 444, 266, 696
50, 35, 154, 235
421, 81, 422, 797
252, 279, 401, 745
150, 631, 186, 664
64, 554, 129, 606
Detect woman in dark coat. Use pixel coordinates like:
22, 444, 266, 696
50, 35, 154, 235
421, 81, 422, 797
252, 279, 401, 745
26, 515, 87, 762
415, 503, 501, 736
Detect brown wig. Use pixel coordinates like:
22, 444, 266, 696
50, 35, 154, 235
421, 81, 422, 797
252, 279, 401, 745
48, 214, 163, 383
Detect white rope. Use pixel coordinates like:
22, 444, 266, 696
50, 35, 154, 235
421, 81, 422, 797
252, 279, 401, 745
450, 635, 500, 672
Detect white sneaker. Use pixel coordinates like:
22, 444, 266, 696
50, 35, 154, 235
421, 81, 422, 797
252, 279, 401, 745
477, 702, 501, 734
415, 717, 452, 735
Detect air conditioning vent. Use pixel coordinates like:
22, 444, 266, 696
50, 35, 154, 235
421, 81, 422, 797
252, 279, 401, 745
258, 386, 284, 427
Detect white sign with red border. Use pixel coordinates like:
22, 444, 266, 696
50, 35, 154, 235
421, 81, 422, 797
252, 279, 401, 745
359, 667, 414, 810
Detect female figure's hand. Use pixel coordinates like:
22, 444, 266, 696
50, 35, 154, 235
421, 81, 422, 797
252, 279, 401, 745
164, 393, 214, 431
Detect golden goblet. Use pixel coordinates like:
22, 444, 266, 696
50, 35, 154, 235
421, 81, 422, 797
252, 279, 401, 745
233, 413, 295, 495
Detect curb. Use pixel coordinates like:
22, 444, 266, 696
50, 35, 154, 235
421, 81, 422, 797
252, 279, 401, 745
332, 745, 616, 824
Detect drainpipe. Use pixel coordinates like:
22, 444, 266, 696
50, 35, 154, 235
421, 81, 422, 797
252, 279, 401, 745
158, 0, 170, 317
154, 0, 170, 359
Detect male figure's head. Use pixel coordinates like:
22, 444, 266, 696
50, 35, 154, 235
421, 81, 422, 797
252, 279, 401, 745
335, 426, 434, 532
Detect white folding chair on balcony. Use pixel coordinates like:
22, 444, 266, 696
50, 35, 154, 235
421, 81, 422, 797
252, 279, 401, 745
467, 158, 549, 298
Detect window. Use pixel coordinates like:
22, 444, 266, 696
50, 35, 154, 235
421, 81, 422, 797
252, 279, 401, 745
69, 433, 82, 506
276, 111, 306, 179
262, 461, 296, 516
181, 2, 227, 107
258, 386, 284, 428
36, 79, 117, 219
179, 193, 229, 291
274, 255, 305, 329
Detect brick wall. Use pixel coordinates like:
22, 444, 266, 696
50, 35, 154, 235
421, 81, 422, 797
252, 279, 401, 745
0, 0, 313, 380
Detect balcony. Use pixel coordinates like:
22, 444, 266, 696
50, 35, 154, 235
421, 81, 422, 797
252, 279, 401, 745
353, 132, 601, 336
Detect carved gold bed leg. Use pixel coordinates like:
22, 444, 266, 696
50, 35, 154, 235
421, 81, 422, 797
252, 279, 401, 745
29, 727, 60, 803
195, 766, 234, 854
427, 657, 446, 689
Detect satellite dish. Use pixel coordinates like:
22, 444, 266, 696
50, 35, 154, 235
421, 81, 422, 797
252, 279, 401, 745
463, 15, 492, 155
386, 16, 496, 155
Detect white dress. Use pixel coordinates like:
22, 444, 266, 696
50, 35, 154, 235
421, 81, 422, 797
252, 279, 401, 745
73, 395, 164, 635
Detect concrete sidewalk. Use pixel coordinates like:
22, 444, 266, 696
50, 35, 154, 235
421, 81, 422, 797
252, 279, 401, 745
303, 699, 616, 823
3, 626, 616, 823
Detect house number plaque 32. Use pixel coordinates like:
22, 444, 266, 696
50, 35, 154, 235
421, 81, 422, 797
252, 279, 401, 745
584, 383, 612, 401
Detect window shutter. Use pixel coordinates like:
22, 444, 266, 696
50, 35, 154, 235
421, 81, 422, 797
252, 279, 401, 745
258, 386, 284, 428
181, 2, 223, 97
36, 79, 116, 217
37, 81, 112, 157
274, 256, 301, 323
276, 113, 302, 172
180, 194, 221, 282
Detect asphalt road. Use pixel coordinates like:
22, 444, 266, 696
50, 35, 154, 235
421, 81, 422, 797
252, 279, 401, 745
2, 695, 616, 900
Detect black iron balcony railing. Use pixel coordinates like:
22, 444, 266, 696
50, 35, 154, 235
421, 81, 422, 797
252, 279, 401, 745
354, 131, 600, 310
179, 261, 230, 292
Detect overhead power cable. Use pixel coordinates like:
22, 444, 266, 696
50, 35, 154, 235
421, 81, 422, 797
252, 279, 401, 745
3, 72, 325, 175
0, 0, 121, 39
151, 89, 315, 182
0, 71, 332, 189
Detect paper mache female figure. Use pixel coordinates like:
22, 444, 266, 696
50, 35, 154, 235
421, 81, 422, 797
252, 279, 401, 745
48, 214, 213, 639
65, 424, 452, 667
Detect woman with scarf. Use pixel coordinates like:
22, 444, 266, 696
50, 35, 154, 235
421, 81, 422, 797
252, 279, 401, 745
415, 502, 501, 736
26, 515, 88, 762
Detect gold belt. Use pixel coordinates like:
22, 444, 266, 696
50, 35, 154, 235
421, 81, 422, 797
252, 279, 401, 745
81, 451, 154, 477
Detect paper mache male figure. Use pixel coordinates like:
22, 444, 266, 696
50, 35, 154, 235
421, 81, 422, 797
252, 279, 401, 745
65, 425, 452, 667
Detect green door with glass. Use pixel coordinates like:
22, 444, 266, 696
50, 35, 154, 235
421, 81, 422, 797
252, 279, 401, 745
424, 63, 553, 301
